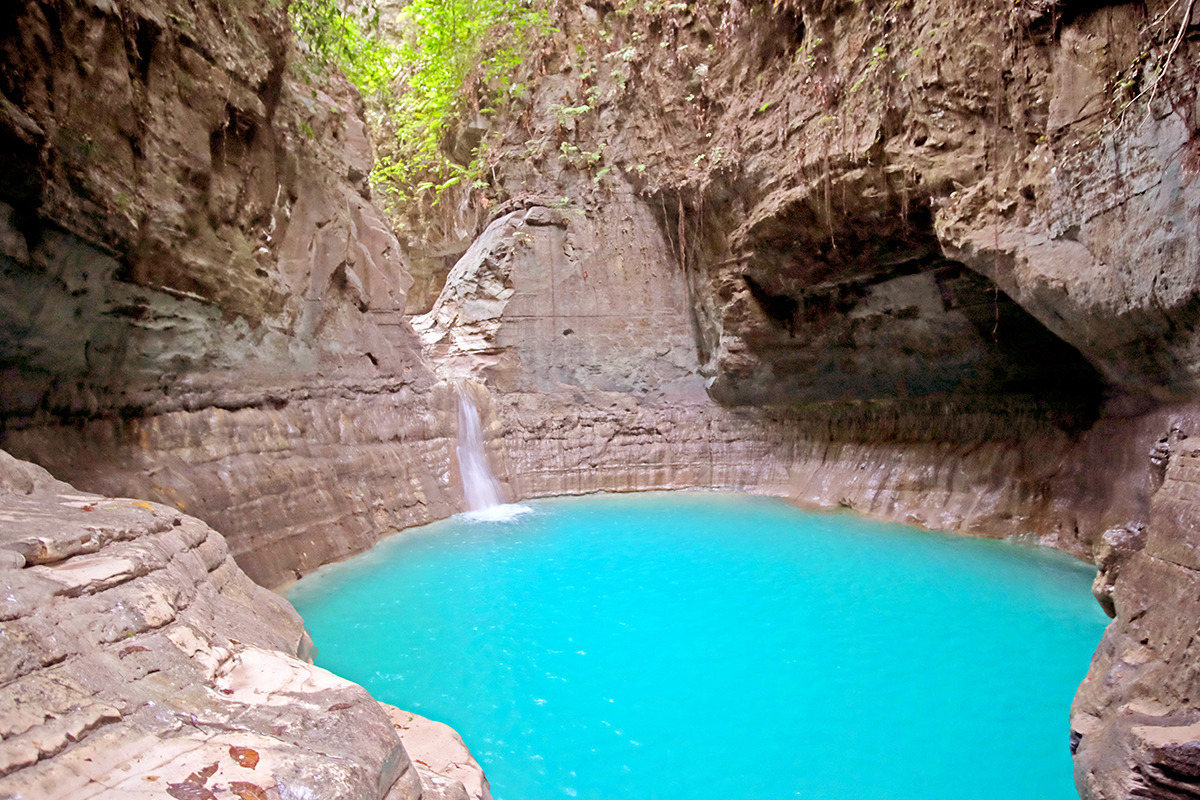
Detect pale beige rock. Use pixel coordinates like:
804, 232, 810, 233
0, 450, 427, 800
381, 705, 493, 800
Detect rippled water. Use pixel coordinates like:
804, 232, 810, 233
290, 492, 1108, 800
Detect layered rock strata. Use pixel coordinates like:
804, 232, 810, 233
408, 1, 1200, 796
0, 449, 442, 799
0, 2, 496, 790
1071, 406, 1200, 800
0, 0, 464, 589
2, 383, 460, 590
3, 0, 1200, 798
411, 193, 1140, 561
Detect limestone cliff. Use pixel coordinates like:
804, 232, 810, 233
0, 449, 418, 799
0, 2, 491, 795
0, 0, 465, 589
0, 449, 492, 799
406, 1, 1200, 798
408, 0, 1194, 560
2, 0, 1200, 798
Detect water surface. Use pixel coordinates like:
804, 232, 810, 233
290, 492, 1107, 800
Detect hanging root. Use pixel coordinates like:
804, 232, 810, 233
677, 192, 687, 271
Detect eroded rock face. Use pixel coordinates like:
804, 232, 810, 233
414, 196, 701, 399
940, 106, 1200, 399
1072, 408, 1200, 799
0, 0, 466, 589
404, 1, 1200, 797
0, 4, 496, 788
0, 0, 419, 406
381, 706, 493, 800
0, 449, 425, 800
2, 382, 461, 590
3, 0, 1200, 796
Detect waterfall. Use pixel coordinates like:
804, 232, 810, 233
456, 386, 530, 521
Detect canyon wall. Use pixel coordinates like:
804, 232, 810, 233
0, 0, 469, 589
0, 449, 491, 799
414, 195, 1153, 563
0, 449, 422, 799
0, 1, 485, 793
409, 2, 1200, 798
2, 0, 1200, 798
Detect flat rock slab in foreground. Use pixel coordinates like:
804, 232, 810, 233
0, 450, 482, 800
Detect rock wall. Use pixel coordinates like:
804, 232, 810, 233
0, 450, 425, 799
412, 194, 1124, 557
0, 0, 469, 589
404, 1, 1200, 798
2, 383, 460, 589
0, 449, 492, 799
0, 2, 495, 793
3, 0, 1200, 797
1071, 406, 1200, 799
406, 170, 1146, 571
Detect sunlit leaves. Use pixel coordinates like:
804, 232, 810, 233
375, 0, 552, 210
289, 0, 398, 98
289, 0, 551, 217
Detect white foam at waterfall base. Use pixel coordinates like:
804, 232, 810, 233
464, 504, 533, 522
457, 387, 531, 523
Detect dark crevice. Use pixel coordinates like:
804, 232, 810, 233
259, 62, 285, 121
743, 273, 799, 334
760, 4, 804, 66
132, 17, 160, 85
1054, 0, 1145, 31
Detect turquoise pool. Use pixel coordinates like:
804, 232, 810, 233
290, 492, 1108, 800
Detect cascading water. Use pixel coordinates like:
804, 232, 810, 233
456, 385, 530, 521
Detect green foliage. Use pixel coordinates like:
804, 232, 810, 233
549, 102, 592, 127
289, 0, 552, 216
604, 43, 639, 63
620, 0, 689, 13
374, 0, 553, 210
556, 141, 604, 170
289, 0, 397, 98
